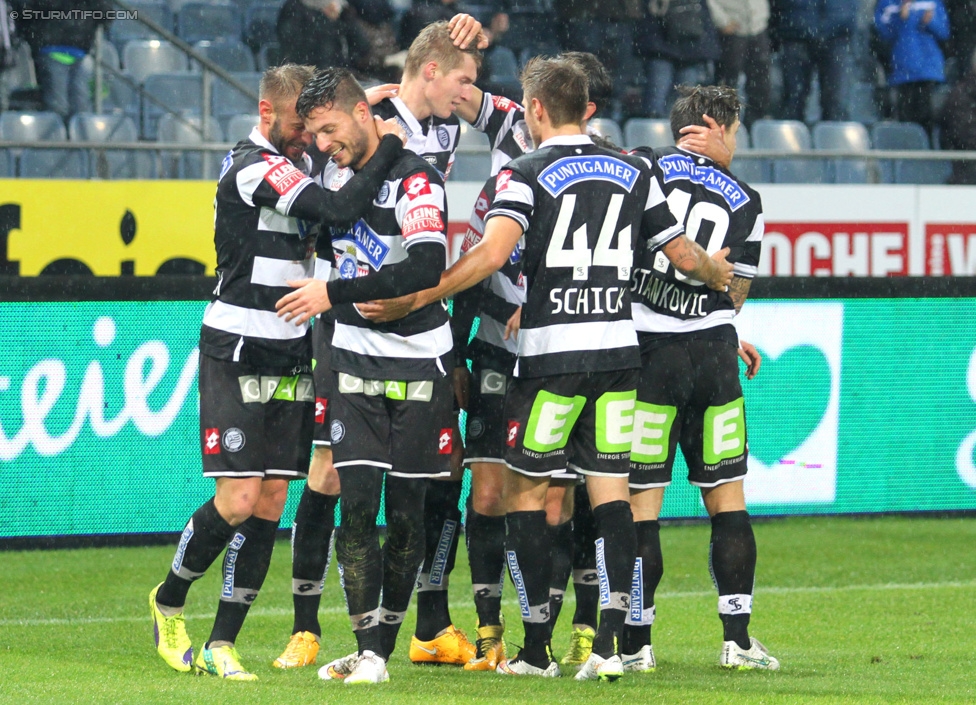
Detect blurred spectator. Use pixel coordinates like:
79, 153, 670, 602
400, 0, 459, 47
944, 0, 976, 80
277, 0, 371, 72
634, 0, 720, 118
348, 0, 400, 81
558, 0, 642, 120
708, 0, 772, 125
10, 0, 110, 122
0, 0, 13, 74
939, 48, 976, 184
875, 0, 950, 133
770, 0, 857, 121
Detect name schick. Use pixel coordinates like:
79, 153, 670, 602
332, 220, 389, 270
658, 154, 750, 211
539, 155, 639, 197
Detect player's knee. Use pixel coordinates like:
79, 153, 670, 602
470, 482, 504, 515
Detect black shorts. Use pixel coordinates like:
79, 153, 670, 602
329, 371, 454, 478
311, 317, 335, 447
630, 337, 748, 489
504, 369, 639, 478
463, 365, 509, 464
199, 353, 314, 480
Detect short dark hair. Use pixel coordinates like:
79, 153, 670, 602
670, 85, 741, 140
521, 56, 588, 128
560, 51, 612, 117
296, 68, 369, 120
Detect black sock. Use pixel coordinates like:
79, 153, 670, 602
506, 510, 551, 666
379, 475, 427, 658
622, 520, 662, 654
209, 515, 279, 644
291, 486, 339, 636
466, 509, 506, 627
548, 520, 573, 631
157, 498, 235, 609
415, 479, 463, 641
710, 510, 756, 650
571, 485, 599, 630
335, 466, 384, 654
590, 500, 636, 658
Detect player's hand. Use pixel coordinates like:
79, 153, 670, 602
706, 247, 734, 292
375, 116, 408, 145
355, 293, 418, 322
677, 114, 732, 170
365, 83, 399, 106
448, 13, 489, 49
503, 306, 521, 341
738, 340, 762, 380
453, 366, 470, 410
276, 279, 332, 324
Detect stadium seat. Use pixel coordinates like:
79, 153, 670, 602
109, 1, 173, 49
751, 119, 822, 183
449, 152, 492, 182
812, 121, 871, 183
85, 40, 121, 72
587, 118, 623, 149
456, 121, 489, 152
225, 113, 258, 143
142, 73, 204, 139
243, 1, 280, 51
157, 113, 225, 179
732, 123, 770, 183
19, 149, 88, 178
257, 41, 283, 71
870, 121, 951, 185
3, 41, 36, 96
177, 2, 243, 44
212, 72, 261, 130
624, 118, 673, 150
102, 72, 141, 125
0, 111, 67, 142
192, 39, 256, 73
122, 40, 188, 83
0, 150, 11, 177
69, 113, 155, 179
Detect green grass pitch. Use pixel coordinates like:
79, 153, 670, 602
1, 516, 974, 704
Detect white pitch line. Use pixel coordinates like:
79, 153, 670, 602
2, 579, 975, 628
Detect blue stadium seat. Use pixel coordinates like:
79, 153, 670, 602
449, 152, 493, 182
870, 121, 951, 185
177, 2, 243, 44
456, 122, 489, 152
751, 119, 822, 183
157, 113, 225, 179
812, 121, 871, 183
587, 118, 623, 149
0, 111, 67, 141
212, 72, 261, 130
732, 123, 770, 183
102, 72, 141, 126
109, 0, 173, 49
142, 73, 205, 139
244, 1, 280, 51
19, 149, 88, 178
69, 113, 155, 179
122, 40, 188, 83
192, 39, 256, 73
225, 113, 258, 143
0, 150, 11, 177
624, 118, 673, 150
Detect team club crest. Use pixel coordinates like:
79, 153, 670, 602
331, 420, 346, 444
222, 428, 246, 453
436, 126, 450, 149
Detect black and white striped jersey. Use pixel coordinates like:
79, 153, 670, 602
321, 153, 452, 381
454, 92, 532, 373
485, 134, 683, 378
373, 96, 461, 181
200, 127, 319, 368
629, 146, 764, 342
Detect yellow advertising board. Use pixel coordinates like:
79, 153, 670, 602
0, 179, 218, 276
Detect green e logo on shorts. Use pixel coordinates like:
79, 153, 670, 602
595, 391, 636, 454
631, 402, 677, 464
524, 391, 586, 453
703, 397, 746, 465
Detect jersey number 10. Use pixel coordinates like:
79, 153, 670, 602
654, 187, 730, 286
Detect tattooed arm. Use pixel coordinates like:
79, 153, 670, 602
729, 275, 752, 314
660, 235, 734, 292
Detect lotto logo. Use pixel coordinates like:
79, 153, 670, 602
203, 428, 220, 455
496, 170, 513, 192
438, 428, 453, 454
506, 421, 519, 447
404, 173, 431, 199
314, 397, 328, 424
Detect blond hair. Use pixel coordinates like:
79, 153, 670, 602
403, 21, 482, 79
259, 64, 317, 110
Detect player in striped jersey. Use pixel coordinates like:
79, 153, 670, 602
624, 85, 778, 672
148, 64, 407, 680
275, 68, 459, 684
397, 57, 732, 679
